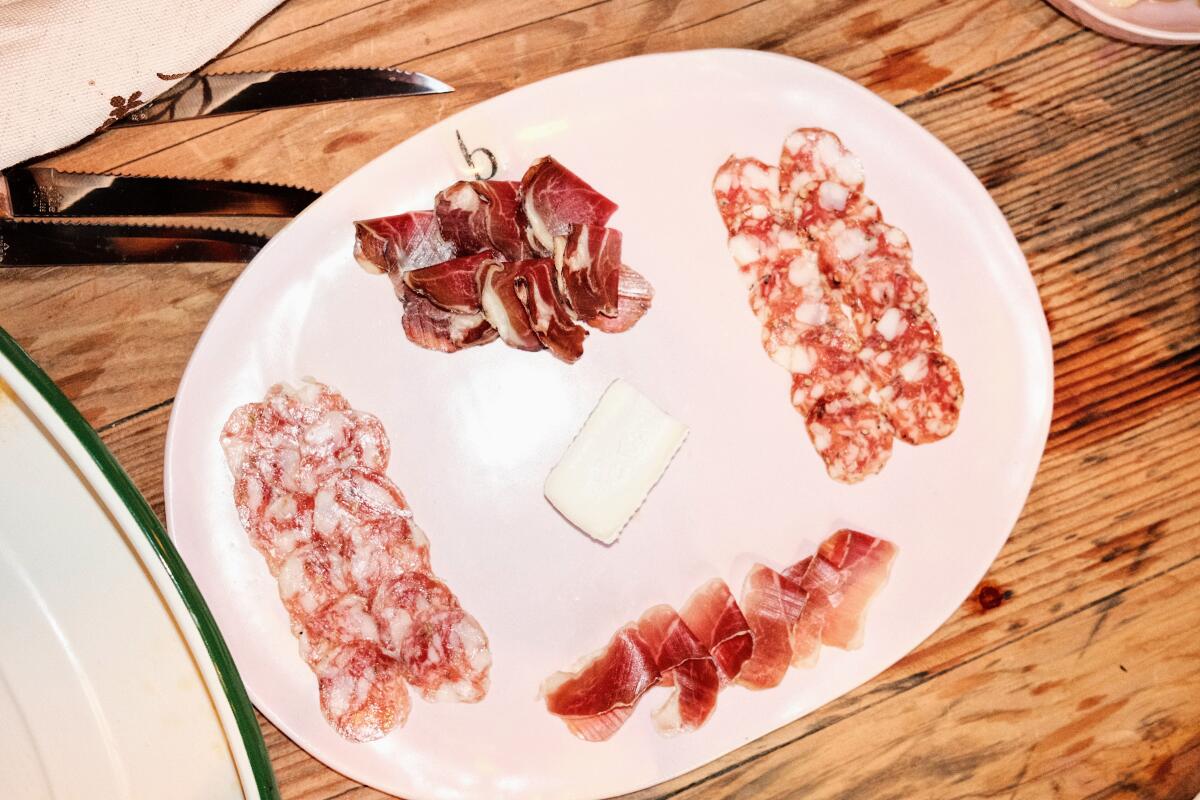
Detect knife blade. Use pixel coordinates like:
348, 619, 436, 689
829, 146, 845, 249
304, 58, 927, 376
0, 167, 319, 218
0, 220, 268, 266
113, 68, 453, 127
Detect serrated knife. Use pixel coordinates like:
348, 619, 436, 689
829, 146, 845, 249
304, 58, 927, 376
0, 220, 268, 266
111, 67, 453, 127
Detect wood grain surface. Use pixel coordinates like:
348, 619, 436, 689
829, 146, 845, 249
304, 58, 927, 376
3, 1, 1198, 798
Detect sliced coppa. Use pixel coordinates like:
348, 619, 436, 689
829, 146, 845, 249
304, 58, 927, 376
541, 623, 660, 742
435, 180, 532, 260
636, 605, 720, 736
814, 529, 898, 649
512, 258, 588, 363
521, 157, 619, 256
678, 578, 754, 686
402, 250, 497, 314
479, 259, 544, 351
315, 640, 410, 743
554, 224, 621, 320
736, 564, 808, 690
353, 210, 456, 274
371, 571, 491, 703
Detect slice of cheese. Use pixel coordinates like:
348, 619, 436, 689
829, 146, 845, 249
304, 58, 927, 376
544, 379, 688, 544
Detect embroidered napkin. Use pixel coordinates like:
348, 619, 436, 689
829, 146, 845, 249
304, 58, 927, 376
0, 0, 282, 169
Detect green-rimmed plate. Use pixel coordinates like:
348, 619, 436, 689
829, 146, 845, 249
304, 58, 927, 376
0, 325, 278, 799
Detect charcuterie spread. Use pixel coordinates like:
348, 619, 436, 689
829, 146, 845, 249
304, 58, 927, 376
220, 380, 491, 741
354, 157, 654, 363
541, 529, 896, 740
714, 128, 963, 483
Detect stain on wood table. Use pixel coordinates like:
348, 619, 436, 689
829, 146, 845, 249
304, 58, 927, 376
2, 1, 1197, 797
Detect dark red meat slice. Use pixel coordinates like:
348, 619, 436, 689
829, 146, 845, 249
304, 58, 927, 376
585, 265, 654, 334
434, 180, 531, 260
512, 258, 588, 363
402, 250, 497, 314
353, 210, 456, 274
636, 605, 720, 735
541, 623, 659, 742
678, 578, 754, 686
556, 224, 621, 320
395, 282, 498, 353
736, 564, 808, 689
521, 156, 618, 255
478, 259, 543, 351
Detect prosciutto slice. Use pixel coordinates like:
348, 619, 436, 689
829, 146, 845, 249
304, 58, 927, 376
636, 605, 720, 736
555, 224, 621, 320
402, 250, 496, 314
353, 211, 455, 275
815, 529, 897, 649
521, 156, 618, 255
678, 578, 754, 685
513, 258, 588, 363
736, 564, 808, 689
779, 556, 841, 667
479, 259, 543, 351
434, 180, 531, 260
396, 283, 497, 353
541, 624, 659, 742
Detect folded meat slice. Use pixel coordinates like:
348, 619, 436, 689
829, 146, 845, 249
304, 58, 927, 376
478, 259, 542, 351
402, 250, 496, 314
736, 564, 808, 689
636, 605, 720, 736
780, 555, 842, 667
586, 265, 655, 334
512, 258, 588, 363
396, 283, 497, 353
521, 156, 618, 255
554, 224, 621, 320
678, 578, 754, 686
816, 529, 897, 649
353, 210, 456, 274
541, 623, 659, 742
435, 180, 531, 260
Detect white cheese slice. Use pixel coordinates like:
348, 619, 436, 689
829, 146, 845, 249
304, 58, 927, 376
544, 379, 688, 544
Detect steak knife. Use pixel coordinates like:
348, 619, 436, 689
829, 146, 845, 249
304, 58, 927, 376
112, 67, 453, 127
0, 220, 268, 266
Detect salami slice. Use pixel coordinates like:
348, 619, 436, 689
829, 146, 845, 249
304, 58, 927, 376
233, 454, 315, 572
804, 392, 894, 484
712, 156, 784, 237
315, 640, 410, 742
295, 593, 381, 669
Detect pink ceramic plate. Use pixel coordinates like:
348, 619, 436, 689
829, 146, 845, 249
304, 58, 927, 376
165, 49, 1053, 800
1045, 0, 1200, 44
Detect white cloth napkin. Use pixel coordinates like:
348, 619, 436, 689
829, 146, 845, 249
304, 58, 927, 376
0, 0, 282, 169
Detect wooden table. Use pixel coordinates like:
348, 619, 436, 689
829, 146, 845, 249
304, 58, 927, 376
3, 1, 1197, 797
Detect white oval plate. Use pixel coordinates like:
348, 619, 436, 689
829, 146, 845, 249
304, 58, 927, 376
165, 49, 1052, 800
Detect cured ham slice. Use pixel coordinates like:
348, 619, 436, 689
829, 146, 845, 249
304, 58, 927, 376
479, 259, 543, 351
554, 224, 621, 320
678, 578, 754, 685
779, 556, 842, 667
541, 624, 659, 742
353, 211, 456, 275
435, 180, 531, 260
513, 258, 588, 363
315, 640, 410, 742
397, 283, 498, 353
402, 250, 497, 314
816, 529, 897, 649
736, 564, 808, 689
636, 605, 720, 735
521, 157, 618, 255
586, 266, 654, 334
371, 572, 491, 703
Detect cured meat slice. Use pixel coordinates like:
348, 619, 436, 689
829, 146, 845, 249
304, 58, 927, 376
779, 556, 844, 667
396, 283, 498, 353
804, 392, 894, 484
434, 180, 531, 260
233, 454, 315, 572
815, 529, 898, 649
586, 266, 654, 334
513, 258, 588, 363
813, 219, 912, 288
315, 640, 410, 742
725, 224, 809, 288
479, 259, 543, 351
353, 211, 456, 274
554, 224, 621, 320
636, 605, 720, 736
276, 538, 353, 622
736, 564, 808, 689
678, 578, 754, 685
521, 157, 618, 255
295, 593, 381, 668
712, 156, 784, 239
846, 255, 930, 329
877, 351, 964, 445
541, 623, 659, 742
371, 572, 491, 703
779, 128, 879, 234
402, 250, 497, 314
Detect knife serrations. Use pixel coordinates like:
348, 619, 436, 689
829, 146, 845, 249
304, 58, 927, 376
0, 220, 268, 266
0, 167, 319, 218
114, 68, 453, 126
